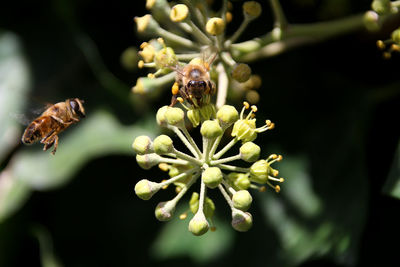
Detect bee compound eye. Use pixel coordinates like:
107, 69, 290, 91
69, 100, 79, 112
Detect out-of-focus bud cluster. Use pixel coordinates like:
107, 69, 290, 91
364, 0, 400, 59
132, 103, 283, 235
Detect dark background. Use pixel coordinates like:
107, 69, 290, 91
1, 0, 400, 266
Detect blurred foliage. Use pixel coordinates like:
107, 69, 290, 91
0, 0, 400, 267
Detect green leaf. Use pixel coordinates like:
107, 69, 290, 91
151, 205, 234, 263
31, 225, 63, 267
383, 140, 400, 198
0, 31, 31, 163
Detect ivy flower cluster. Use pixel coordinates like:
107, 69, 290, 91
364, 0, 400, 58
133, 102, 283, 235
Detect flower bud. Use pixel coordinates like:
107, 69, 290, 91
392, 28, 400, 44
154, 47, 177, 69
188, 212, 209, 236
227, 172, 251, 190
120, 47, 138, 71
232, 63, 252, 83
134, 14, 159, 34
363, 11, 380, 32
231, 209, 253, 232
189, 192, 215, 218
199, 104, 216, 121
232, 190, 253, 211
165, 107, 185, 126
200, 120, 223, 139
170, 4, 189, 22
139, 43, 156, 63
206, 17, 225, 36
243, 1, 262, 19
202, 167, 223, 189
217, 105, 239, 128
153, 134, 173, 154
134, 179, 161, 200
239, 142, 260, 162
249, 159, 268, 184
371, 0, 392, 15
232, 119, 257, 142
136, 153, 161, 170
132, 135, 153, 155
187, 109, 201, 127
155, 201, 176, 221
156, 106, 169, 126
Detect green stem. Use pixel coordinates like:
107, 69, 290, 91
177, 53, 201, 61
198, 179, 207, 211
213, 137, 238, 159
225, 17, 251, 47
210, 154, 241, 165
269, 0, 288, 29
171, 173, 200, 203
188, 20, 212, 45
217, 164, 249, 173
172, 149, 204, 165
159, 167, 200, 187
209, 135, 222, 158
156, 27, 199, 49
181, 127, 203, 158
170, 126, 199, 158
159, 157, 190, 165
215, 62, 229, 109
218, 184, 234, 209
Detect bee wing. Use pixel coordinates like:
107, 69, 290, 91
9, 112, 32, 126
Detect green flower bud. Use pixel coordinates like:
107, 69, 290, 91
243, 1, 262, 19
155, 201, 176, 221
206, 17, 225, 36
165, 107, 185, 127
232, 63, 252, 83
120, 47, 138, 71
232, 190, 253, 211
200, 120, 223, 139
153, 134, 173, 154
217, 105, 239, 128
392, 28, 400, 44
202, 167, 223, 189
232, 118, 257, 142
239, 142, 260, 162
231, 209, 253, 232
132, 135, 153, 155
170, 4, 189, 22
363, 11, 380, 32
189, 192, 200, 214
134, 179, 161, 200
188, 212, 209, 236
136, 153, 161, 170
134, 14, 159, 34
249, 159, 268, 184
227, 172, 251, 190
154, 47, 177, 69
189, 192, 215, 218
199, 104, 216, 121
371, 0, 392, 15
156, 106, 169, 126
187, 109, 201, 127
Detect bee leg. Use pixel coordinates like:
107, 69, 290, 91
170, 94, 178, 107
41, 133, 59, 155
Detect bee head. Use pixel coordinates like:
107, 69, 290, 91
69, 98, 86, 118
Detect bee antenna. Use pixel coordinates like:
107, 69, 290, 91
169, 65, 184, 76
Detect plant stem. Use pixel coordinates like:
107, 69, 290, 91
170, 126, 200, 158
269, 0, 288, 29
217, 164, 249, 173
215, 62, 229, 109
173, 149, 204, 165
213, 137, 238, 159
181, 127, 203, 159
218, 184, 234, 209
210, 154, 241, 165
159, 167, 200, 187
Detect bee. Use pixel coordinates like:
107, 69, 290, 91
170, 55, 216, 107
21, 98, 86, 155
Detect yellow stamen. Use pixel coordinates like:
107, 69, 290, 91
177, 97, 184, 103
158, 163, 170, 171
147, 73, 155, 79
251, 105, 258, 112
138, 60, 144, 68
179, 213, 187, 220
161, 180, 169, 189
243, 101, 250, 109
140, 42, 148, 49
275, 185, 281, 193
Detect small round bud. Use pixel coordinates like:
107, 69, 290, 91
153, 135, 173, 154
170, 4, 189, 22
228, 173, 251, 190
188, 212, 209, 236
391, 28, 400, 44
202, 167, 223, 189
232, 63, 252, 83
154, 47, 177, 69
120, 47, 138, 71
165, 107, 185, 126
249, 159, 268, 184
189, 192, 215, 218
371, 0, 392, 15
199, 104, 216, 121
189, 192, 200, 214
187, 109, 201, 128
134, 14, 159, 33
200, 120, 223, 139
206, 17, 225, 36
243, 1, 262, 19
217, 105, 239, 128
132, 135, 153, 155
134, 179, 161, 200
231, 209, 253, 232
156, 106, 169, 126
239, 142, 260, 162
136, 153, 161, 170
155, 201, 176, 221
232, 190, 253, 211
363, 11, 380, 32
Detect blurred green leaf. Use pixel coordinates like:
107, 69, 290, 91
151, 205, 234, 263
0, 110, 158, 222
383, 140, 400, 198
0, 31, 31, 163
32, 225, 63, 267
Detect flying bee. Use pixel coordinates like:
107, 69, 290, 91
21, 98, 86, 155
170, 54, 217, 107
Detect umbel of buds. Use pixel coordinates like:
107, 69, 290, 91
132, 102, 283, 235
